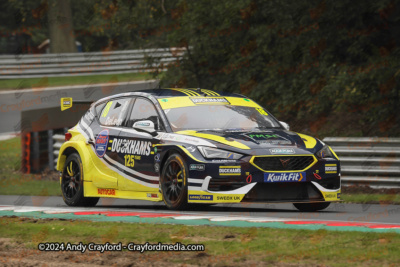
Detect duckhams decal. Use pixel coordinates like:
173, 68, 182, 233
95, 130, 109, 158
191, 97, 229, 104
325, 164, 337, 174
264, 172, 306, 183
110, 138, 152, 156
219, 166, 241, 176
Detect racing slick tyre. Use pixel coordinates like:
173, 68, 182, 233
293, 202, 331, 212
160, 153, 189, 210
61, 153, 99, 207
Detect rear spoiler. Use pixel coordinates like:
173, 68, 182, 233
61, 98, 94, 111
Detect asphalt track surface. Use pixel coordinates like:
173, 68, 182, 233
0, 80, 158, 134
1, 195, 399, 225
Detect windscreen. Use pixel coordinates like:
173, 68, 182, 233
164, 105, 282, 132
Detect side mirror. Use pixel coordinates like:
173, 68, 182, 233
279, 121, 290, 131
133, 120, 156, 132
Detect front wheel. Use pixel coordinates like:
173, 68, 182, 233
160, 153, 188, 210
293, 202, 330, 212
61, 153, 99, 207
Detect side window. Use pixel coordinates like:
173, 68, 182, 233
99, 98, 131, 127
127, 98, 164, 131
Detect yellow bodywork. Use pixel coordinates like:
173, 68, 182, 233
56, 127, 160, 200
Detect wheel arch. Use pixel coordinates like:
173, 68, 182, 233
56, 141, 90, 173
159, 147, 184, 175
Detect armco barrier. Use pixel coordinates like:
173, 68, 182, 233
323, 137, 400, 189
0, 47, 184, 79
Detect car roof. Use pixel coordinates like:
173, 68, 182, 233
93, 88, 246, 106
134, 88, 245, 98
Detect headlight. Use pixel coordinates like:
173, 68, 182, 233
198, 146, 243, 159
316, 145, 335, 159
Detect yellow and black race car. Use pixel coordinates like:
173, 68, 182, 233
57, 88, 340, 211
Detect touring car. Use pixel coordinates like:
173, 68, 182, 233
57, 88, 341, 211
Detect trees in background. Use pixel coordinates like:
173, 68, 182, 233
48, 0, 77, 53
159, 0, 400, 137
0, 0, 398, 136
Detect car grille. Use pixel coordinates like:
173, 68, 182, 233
252, 156, 315, 171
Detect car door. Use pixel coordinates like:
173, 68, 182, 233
90, 97, 132, 189
116, 97, 165, 191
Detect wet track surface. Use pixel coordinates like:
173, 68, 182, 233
1, 195, 399, 225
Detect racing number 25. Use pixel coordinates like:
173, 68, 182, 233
124, 155, 135, 167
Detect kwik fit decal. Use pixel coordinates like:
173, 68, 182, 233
264, 172, 306, 182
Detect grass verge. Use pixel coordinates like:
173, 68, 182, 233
0, 72, 154, 90
0, 217, 399, 266
341, 193, 400, 205
0, 137, 60, 196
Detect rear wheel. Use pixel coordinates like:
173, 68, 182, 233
160, 153, 188, 210
61, 153, 99, 207
293, 202, 330, 212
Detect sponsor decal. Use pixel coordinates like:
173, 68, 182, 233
323, 191, 340, 201
97, 188, 115, 195
216, 196, 241, 201
183, 137, 200, 144
325, 164, 337, 174
248, 133, 279, 139
190, 97, 229, 105
269, 148, 295, 154
154, 163, 160, 172
136, 122, 151, 127
154, 147, 158, 153
190, 164, 205, 171
245, 133, 293, 145
147, 193, 158, 198
189, 195, 213, 201
95, 130, 109, 158
154, 153, 161, 163
219, 166, 241, 176
110, 138, 152, 156
264, 172, 306, 182
104, 117, 123, 126
211, 159, 237, 163
324, 193, 337, 199
61, 97, 73, 111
